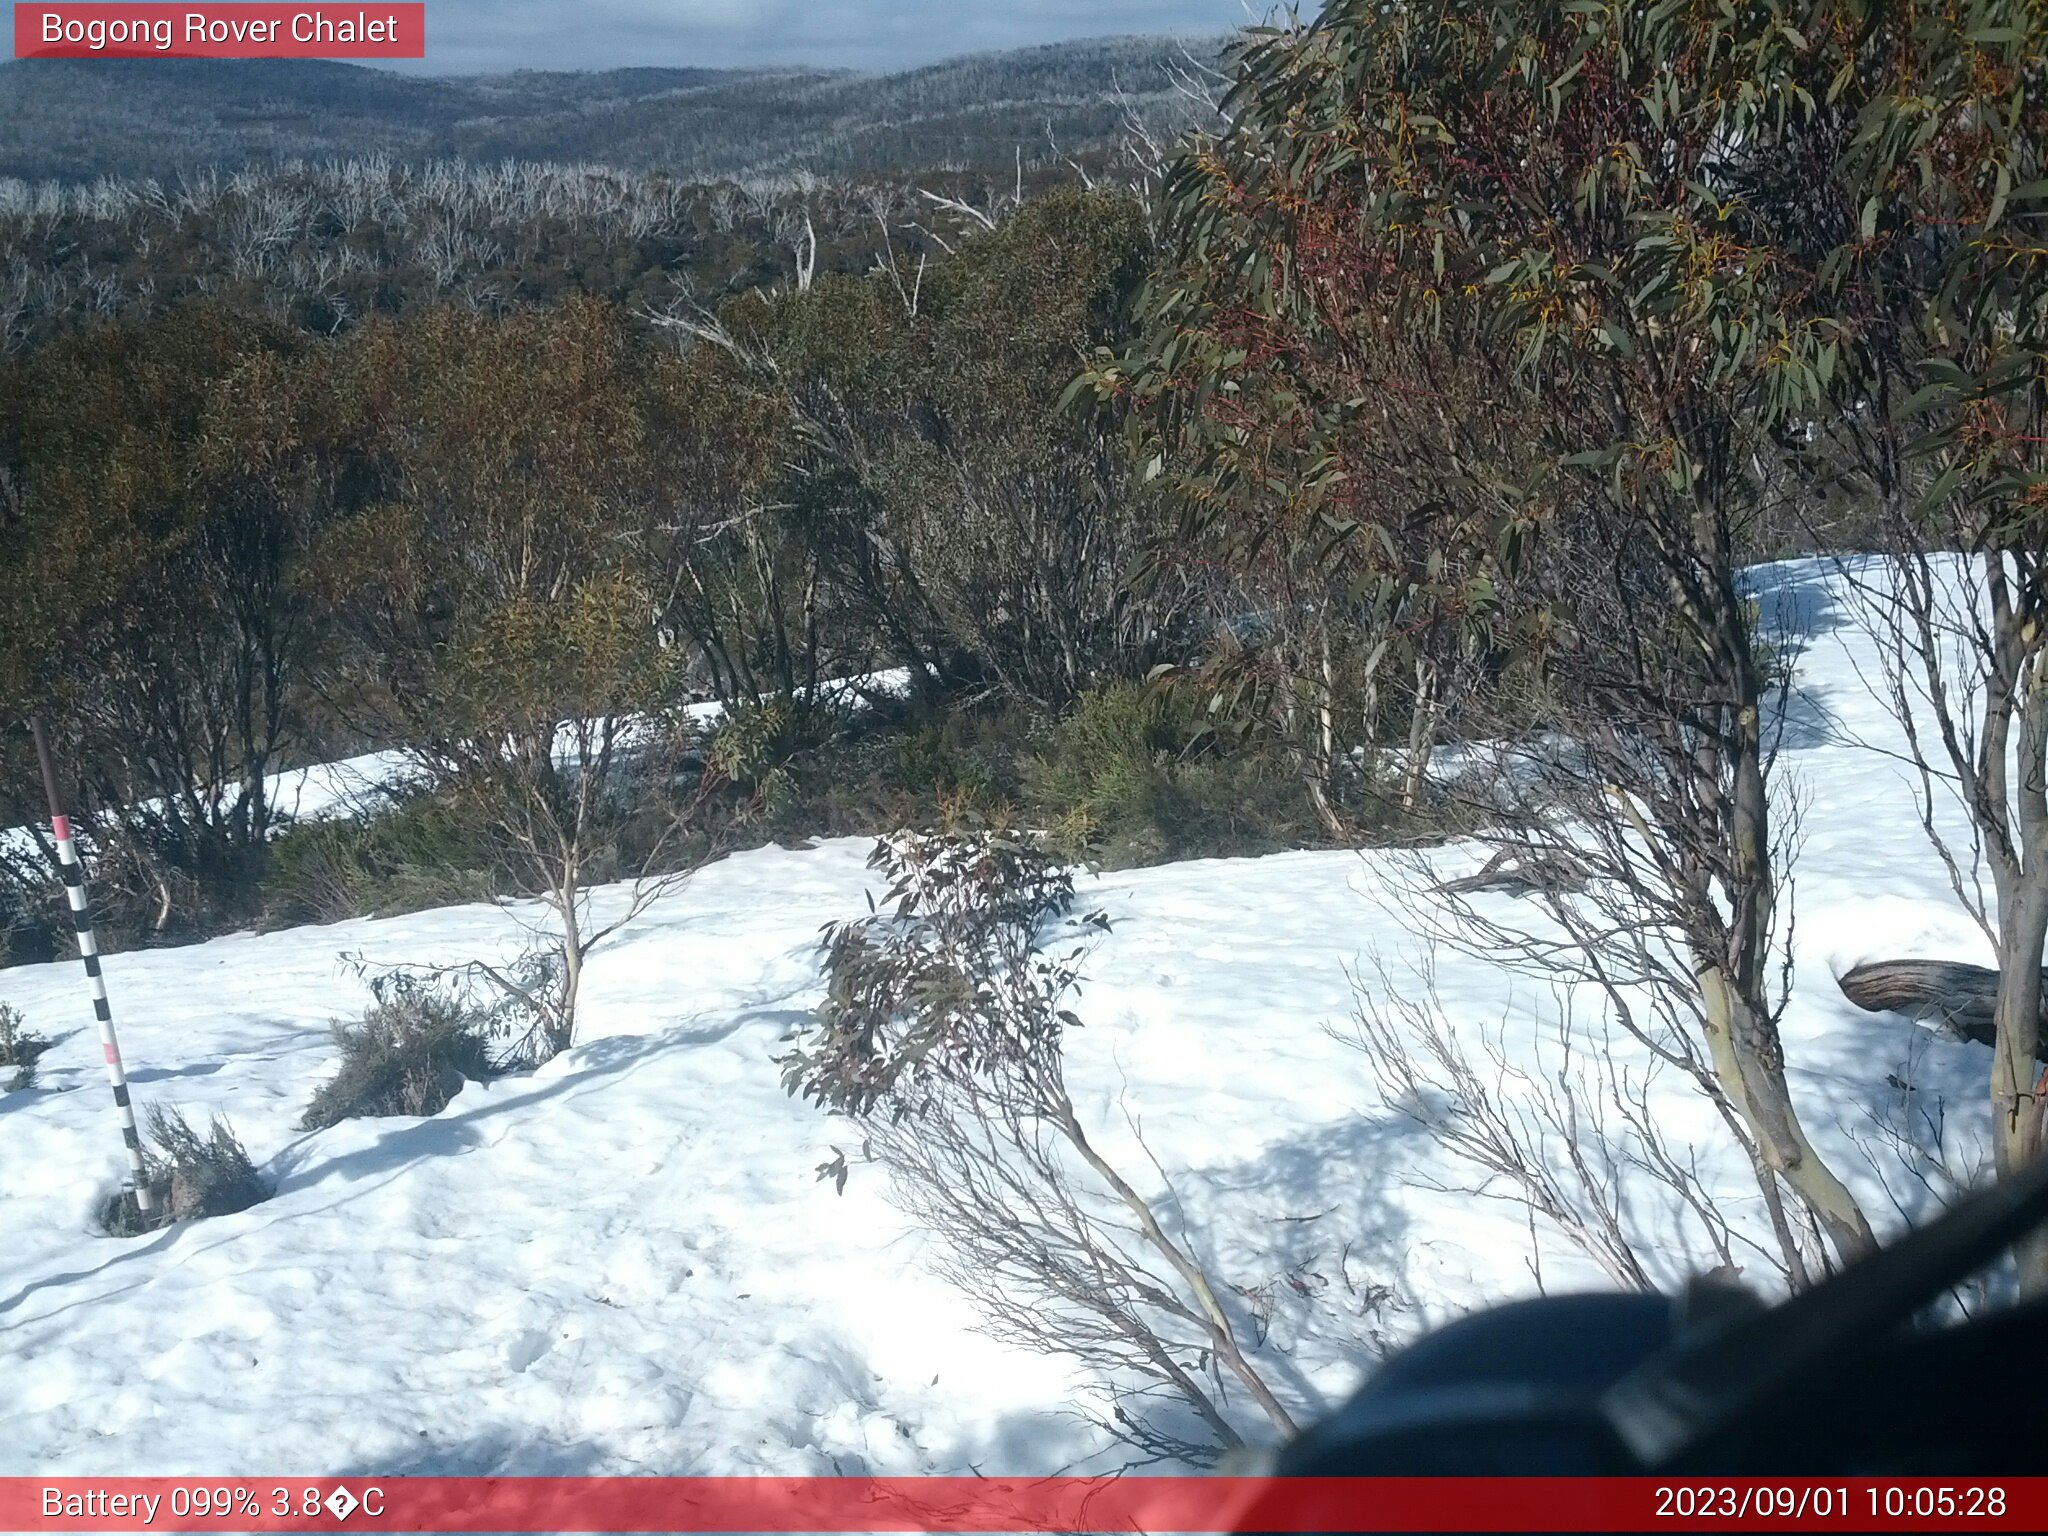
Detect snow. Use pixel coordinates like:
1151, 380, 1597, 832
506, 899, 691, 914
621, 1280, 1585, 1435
0, 561, 2006, 1474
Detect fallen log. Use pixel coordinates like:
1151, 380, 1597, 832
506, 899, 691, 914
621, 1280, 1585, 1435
1837, 959, 2048, 1060
1433, 846, 1590, 899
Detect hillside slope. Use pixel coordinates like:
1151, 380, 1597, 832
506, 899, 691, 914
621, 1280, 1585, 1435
0, 36, 1223, 183
0, 558, 1998, 1473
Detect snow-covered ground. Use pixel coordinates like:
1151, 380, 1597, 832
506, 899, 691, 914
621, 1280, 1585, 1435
0, 561, 2002, 1474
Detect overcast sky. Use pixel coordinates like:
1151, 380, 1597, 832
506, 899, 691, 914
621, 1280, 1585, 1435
387, 1, 1286, 75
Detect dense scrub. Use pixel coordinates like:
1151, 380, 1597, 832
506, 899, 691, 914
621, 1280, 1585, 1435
1, 178, 1471, 965
261, 793, 508, 928
0, 1001, 50, 1089
99, 1105, 270, 1235
299, 973, 502, 1131
0, 36, 1228, 352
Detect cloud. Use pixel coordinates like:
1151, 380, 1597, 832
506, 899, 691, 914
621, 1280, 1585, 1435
394, 0, 1284, 74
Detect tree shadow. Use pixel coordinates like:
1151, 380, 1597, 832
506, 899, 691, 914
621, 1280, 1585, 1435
1750, 559, 1855, 751
127, 1061, 226, 1084
0, 1083, 52, 1120
1749, 557, 1854, 646
266, 1028, 679, 1197
0, 1220, 187, 1319
1792, 976, 1998, 1232
1168, 1113, 1424, 1418
946, 1405, 1119, 1475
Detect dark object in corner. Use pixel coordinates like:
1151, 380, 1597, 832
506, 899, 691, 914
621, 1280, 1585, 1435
1242, 1149, 2048, 1484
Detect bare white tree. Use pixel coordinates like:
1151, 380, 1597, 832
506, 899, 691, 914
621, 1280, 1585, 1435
1832, 545, 2048, 1291
1344, 951, 1783, 1294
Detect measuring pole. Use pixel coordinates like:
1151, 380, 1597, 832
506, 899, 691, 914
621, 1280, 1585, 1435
30, 718, 153, 1216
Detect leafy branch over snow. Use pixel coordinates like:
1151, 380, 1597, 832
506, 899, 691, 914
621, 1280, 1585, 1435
781, 828, 1300, 1462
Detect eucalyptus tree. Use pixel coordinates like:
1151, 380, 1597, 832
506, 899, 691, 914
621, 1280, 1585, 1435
1800, 0, 2048, 1286
0, 305, 351, 933
303, 299, 691, 1055
655, 187, 1191, 717
1090, 0, 1881, 1270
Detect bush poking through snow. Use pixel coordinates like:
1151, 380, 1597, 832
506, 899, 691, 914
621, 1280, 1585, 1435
0, 1002, 50, 1090
784, 829, 1086, 1116
100, 1105, 270, 1235
1023, 682, 1316, 867
300, 972, 500, 1131
784, 829, 1300, 1462
263, 791, 506, 927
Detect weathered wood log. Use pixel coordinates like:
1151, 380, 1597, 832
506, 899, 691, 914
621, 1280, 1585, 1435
1433, 846, 1590, 898
1837, 959, 2048, 1060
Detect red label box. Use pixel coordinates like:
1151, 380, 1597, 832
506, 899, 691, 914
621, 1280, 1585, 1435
13, 4, 425, 59
4, 1477, 2048, 1533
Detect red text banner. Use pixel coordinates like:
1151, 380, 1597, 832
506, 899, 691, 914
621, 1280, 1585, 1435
2, 1477, 2045, 1533
14, 5, 425, 59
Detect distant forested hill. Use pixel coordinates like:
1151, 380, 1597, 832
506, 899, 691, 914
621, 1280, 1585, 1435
0, 36, 1225, 183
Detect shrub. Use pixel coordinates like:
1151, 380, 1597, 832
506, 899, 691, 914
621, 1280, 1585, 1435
693, 684, 1339, 865
1742, 596, 1794, 694
781, 830, 1297, 1459
732, 702, 1019, 840
705, 699, 800, 796
1, 1001, 51, 1090
299, 971, 501, 1131
262, 791, 505, 927
0, 855, 59, 970
703, 697, 862, 825
784, 827, 1085, 1116
865, 719, 1010, 815
101, 1105, 270, 1235
1022, 682, 1313, 866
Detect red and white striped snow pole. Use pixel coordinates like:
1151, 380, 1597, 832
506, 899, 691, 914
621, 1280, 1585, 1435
30, 719, 153, 1217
